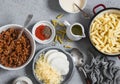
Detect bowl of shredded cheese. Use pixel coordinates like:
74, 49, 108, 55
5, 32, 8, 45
32, 46, 74, 84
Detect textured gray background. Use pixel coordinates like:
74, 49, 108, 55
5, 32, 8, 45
0, 0, 120, 84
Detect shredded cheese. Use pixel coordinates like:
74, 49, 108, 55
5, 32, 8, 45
34, 55, 62, 84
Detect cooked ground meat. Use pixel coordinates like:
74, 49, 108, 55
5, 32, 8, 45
0, 28, 31, 68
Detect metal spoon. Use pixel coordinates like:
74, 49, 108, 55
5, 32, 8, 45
74, 3, 90, 19
71, 48, 84, 66
71, 48, 91, 84
16, 14, 33, 40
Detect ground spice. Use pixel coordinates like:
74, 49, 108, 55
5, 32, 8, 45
35, 25, 52, 40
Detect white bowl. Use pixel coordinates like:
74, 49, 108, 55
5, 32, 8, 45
59, 0, 87, 13
32, 21, 56, 44
0, 24, 36, 70
13, 76, 33, 84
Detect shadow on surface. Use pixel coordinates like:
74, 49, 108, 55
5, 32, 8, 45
0, 68, 7, 73
74, 8, 93, 31
27, 22, 36, 33
47, 0, 65, 12
25, 60, 39, 84
6, 78, 16, 84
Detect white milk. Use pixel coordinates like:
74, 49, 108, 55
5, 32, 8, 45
60, 0, 84, 12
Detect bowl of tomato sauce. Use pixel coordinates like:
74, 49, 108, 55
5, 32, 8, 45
32, 21, 56, 44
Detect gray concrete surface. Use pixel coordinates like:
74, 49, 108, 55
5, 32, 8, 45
0, 0, 120, 84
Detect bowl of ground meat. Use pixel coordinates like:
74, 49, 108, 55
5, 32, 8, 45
0, 24, 36, 70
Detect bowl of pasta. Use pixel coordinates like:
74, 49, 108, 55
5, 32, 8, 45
89, 4, 120, 56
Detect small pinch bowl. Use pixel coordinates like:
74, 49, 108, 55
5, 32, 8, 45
32, 21, 56, 44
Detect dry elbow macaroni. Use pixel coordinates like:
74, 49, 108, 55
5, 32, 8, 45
90, 13, 120, 55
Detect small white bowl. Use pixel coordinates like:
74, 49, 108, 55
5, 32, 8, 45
32, 21, 56, 44
13, 76, 33, 84
0, 24, 36, 70
59, 0, 87, 13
